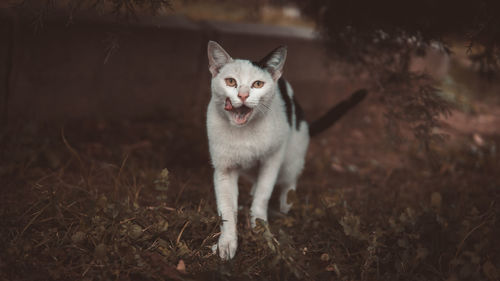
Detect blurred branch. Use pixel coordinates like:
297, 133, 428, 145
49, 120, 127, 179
297, 0, 500, 73
468, 47, 500, 80
12, 0, 172, 26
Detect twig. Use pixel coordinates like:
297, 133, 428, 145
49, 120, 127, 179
176, 221, 190, 244
18, 202, 51, 238
174, 180, 190, 207
114, 152, 129, 195
61, 127, 86, 173
455, 219, 489, 257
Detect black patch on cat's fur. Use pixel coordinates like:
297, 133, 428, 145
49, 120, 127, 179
253, 51, 299, 130
251, 60, 265, 69
252, 46, 285, 71
278, 78, 292, 127
293, 96, 305, 130
253, 46, 281, 68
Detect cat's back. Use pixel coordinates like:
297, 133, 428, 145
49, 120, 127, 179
276, 77, 307, 133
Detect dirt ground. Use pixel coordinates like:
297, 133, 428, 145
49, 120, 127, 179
1, 58, 499, 281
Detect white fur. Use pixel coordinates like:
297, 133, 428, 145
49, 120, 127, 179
206, 41, 309, 260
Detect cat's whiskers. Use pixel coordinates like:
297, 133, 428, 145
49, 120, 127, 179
255, 106, 266, 116
260, 102, 271, 111
256, 102, 272, 116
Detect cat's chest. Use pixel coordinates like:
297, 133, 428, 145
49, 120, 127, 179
208, 117, 288, 169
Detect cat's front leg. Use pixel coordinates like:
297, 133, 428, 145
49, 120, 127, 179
250, 148, 285, 227
213, 168, 239, 260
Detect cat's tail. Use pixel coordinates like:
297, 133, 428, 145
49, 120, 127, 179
308, 89, 368, 137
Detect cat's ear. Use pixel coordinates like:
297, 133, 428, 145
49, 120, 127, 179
207, 41, 233, 77
259, 46, 287, 81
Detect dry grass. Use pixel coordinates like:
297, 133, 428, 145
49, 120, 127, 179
1, 98, 499, 281
1, 2, 499, 280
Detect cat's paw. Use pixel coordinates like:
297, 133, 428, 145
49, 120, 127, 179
280, 201, 292, 214
279, 187, 296, 214
215, 231, 237, 260
250, 207, 267, 228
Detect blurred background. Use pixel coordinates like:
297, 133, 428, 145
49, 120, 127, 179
0, 1, 499, 280
0, 0, 354, 123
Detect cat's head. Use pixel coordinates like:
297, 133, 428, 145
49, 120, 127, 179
207, 41, 287, 126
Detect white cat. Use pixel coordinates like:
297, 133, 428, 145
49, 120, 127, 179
206, 41, 366, 260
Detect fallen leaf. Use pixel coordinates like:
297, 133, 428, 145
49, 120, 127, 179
128, 224, 143, 239
176, 241, 191, 256
483, 261, 498, 281
340, 213, 367, 240
326, 263, 341, 276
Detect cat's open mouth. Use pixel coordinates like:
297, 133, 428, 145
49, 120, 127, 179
224, 98, 253, 125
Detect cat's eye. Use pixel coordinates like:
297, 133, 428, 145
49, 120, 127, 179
225, 78, 237, 87
252, 80, 265, 88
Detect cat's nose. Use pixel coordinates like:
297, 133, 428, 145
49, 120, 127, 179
237, 92, 249, 102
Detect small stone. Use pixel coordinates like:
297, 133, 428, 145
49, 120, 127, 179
473, 133, 485, 146
156, 219, 169, 232
176, 259, 186, 273
331, 162, 345, 172
347, 164, 358, 173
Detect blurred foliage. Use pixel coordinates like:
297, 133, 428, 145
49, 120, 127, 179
296, 0, 500, 150
381, 71, 452, 151
6, 0, 498, 149
12, 0, 172, 25
298, 0, 500, 71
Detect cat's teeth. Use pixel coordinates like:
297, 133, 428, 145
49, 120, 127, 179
234, 112, 248, 124
229, 105, 253, 125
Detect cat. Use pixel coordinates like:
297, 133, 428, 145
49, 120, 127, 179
206, 41, 367, 260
